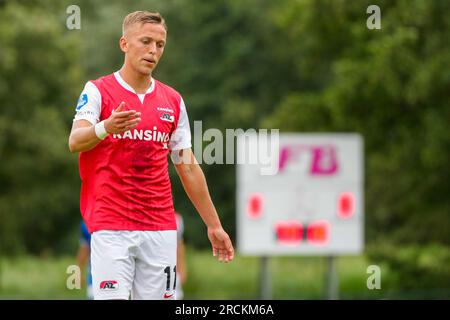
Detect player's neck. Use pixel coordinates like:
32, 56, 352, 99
119, 65, 152, 94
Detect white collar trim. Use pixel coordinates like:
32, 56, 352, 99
114, 71, 155, 95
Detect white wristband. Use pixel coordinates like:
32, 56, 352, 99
94, 120, 109, 140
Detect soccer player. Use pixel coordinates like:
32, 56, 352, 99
68, 11, 234, 300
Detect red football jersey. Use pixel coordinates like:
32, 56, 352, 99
78, 73, 186, 233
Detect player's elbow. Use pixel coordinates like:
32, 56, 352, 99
68, 142, 78, 153
68, 135, 80, 153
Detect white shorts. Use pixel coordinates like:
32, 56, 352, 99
91, 230, 177, 300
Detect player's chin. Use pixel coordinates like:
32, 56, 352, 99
139, 64, 154, 75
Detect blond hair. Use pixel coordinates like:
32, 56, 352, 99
122, 11, 167, 35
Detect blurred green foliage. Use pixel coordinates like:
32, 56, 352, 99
0, 0, 83, 254
0, 248, 400, 299
0, 0, 449, 293
2, 248, 447, 299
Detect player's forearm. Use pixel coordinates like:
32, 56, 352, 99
69, 126, 102, 153
176, 163, 222, 229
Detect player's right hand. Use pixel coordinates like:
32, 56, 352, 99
104, 101, 141, 134
207, 227, 235, 263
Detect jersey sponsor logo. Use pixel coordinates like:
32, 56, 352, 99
163, 291, 174, 299
160, 113, 175, 123
76, 93, 88, 110
112, 127, 170, 149
100, 280, 119, 290
157, 107, 174, 113
112, 127, 170, 143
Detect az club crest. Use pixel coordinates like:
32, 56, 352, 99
160, 113, 174, 123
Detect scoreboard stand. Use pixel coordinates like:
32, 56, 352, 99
237, 133, 364, 299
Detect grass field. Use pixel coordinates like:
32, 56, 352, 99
0, 248, 420, 299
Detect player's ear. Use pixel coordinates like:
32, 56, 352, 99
119, 36, 128, 53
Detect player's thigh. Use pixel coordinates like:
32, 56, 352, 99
91, 230, 135, 300
132, 230, 177, 300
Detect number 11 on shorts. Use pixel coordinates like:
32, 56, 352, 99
164, 265, 177, 291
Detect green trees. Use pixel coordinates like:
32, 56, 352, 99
0, 0, 84, 254
262, 0, 450, 290
264, 0, 450, 246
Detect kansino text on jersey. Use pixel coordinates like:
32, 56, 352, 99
112, 127, 170, 142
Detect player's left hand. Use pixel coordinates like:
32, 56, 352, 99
207, 227, 234, 263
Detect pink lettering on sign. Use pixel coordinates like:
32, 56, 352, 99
278, 145, 339, 175
310, 145, 338, 175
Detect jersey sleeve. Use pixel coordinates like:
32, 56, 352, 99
73, 81, 101, 125
169, 97, 192, 152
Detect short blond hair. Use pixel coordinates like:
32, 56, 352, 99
122, 11, 167, 35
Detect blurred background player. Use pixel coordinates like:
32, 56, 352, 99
76, 220, 93, 300
175, 212, 187, 299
